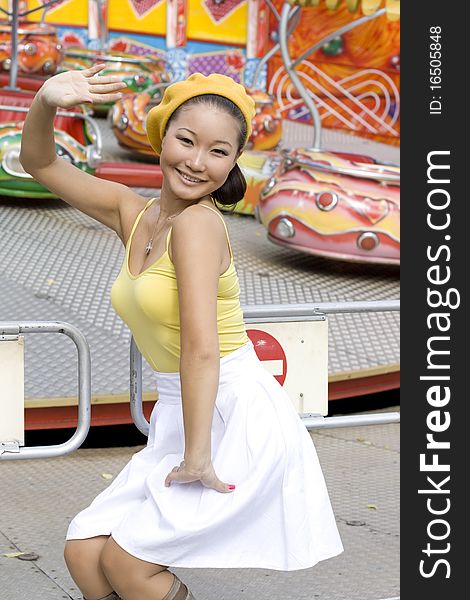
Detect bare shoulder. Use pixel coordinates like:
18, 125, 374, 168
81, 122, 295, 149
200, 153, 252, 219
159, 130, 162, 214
170, 202, 228, 265
175, 202, 225, 229
172, 202, 226, 243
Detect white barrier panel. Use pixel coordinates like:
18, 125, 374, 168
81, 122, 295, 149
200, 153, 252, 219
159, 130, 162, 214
247, 319, 328, 415
0, 337, 25, 445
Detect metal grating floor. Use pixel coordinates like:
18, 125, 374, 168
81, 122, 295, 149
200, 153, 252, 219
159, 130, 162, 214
0, 119, 399, 401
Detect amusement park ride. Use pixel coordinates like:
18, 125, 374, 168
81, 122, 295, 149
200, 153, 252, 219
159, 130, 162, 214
1, 0, 400, 264
0, 1, 400, 430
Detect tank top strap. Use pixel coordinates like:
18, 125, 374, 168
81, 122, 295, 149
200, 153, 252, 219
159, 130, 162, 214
128, 197, 158, 250
198, 203, 233, 260
165, 226, 173, 252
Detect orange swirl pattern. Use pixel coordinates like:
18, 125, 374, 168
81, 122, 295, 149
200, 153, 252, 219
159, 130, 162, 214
268, 1, 400, 144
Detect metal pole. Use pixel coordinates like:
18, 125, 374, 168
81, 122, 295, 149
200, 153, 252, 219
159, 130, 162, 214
303, 412, 400, 430
130, 337, 149, 436
278, 4, 322, 149
244, 299, 400, 321
6, 0, 19, 91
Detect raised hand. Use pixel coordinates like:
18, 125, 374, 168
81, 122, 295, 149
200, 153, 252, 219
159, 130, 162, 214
164, 460, 236, 494
39, 63, 127, 109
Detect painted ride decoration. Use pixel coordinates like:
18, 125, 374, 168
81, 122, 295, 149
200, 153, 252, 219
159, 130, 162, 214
110, 88, 165, 157
256, 148, 400, 265
235, 149, 281, 215
0, 19, 64, 76
245, 90, 282, 151
268, 0, 400, 146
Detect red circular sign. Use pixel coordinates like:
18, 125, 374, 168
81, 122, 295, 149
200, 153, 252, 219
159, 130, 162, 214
247, 329, 287, 385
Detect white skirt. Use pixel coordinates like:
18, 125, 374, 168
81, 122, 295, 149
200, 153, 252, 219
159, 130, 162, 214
66, 340, 343, 571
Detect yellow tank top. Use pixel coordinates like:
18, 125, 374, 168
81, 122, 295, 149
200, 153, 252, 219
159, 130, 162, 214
110, 197, 249, 372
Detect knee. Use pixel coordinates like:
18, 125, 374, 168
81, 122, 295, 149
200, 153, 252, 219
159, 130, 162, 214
64, 539, 82, 569
64, 537, 107, 573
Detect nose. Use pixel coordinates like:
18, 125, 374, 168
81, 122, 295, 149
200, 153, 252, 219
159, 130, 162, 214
185, 148, 206, 173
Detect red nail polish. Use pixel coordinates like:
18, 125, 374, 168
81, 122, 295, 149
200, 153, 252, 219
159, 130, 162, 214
228, 485, 236, 490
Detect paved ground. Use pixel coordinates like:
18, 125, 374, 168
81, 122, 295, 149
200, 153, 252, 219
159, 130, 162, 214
0, 406, 399, 600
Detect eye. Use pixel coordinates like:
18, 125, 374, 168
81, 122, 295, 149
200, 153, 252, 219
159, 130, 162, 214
177, 136, 193, 145
213, 148, 229, 156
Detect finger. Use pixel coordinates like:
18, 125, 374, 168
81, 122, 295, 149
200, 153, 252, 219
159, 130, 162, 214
84, 63, 107, 77
88, 75, 127, 86
89, 92, 124, 104
88, 82, 127, 94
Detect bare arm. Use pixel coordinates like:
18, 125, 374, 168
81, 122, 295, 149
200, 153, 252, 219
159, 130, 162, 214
19, 64, 140, 239
171, 206, 227, 471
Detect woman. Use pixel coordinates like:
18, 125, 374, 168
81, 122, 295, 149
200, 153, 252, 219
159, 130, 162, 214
20, 65, 343, 600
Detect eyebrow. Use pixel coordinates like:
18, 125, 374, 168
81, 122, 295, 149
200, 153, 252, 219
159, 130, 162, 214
176, 127, 233, 148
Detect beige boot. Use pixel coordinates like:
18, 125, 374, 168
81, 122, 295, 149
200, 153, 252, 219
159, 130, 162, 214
162, 573, 197, 600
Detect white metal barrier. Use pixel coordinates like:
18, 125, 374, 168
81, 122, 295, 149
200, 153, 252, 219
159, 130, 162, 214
0, 322, 91, 460
131, 300, 400, 436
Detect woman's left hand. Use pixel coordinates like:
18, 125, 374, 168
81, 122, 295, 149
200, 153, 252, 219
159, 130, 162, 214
164, 460, 236, 493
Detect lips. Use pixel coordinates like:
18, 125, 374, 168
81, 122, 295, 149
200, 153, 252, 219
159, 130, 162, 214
175, 168, 207, 184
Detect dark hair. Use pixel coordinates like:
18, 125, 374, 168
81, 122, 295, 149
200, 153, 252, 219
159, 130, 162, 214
166, 94, 248, 208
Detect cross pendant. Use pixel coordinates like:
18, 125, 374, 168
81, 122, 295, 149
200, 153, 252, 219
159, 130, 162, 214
144, 241, 152, 255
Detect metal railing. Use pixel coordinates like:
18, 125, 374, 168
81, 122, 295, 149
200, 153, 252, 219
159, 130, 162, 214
131, 300, 400, 436
0, 321, 91, 460
0, 300, 399, 459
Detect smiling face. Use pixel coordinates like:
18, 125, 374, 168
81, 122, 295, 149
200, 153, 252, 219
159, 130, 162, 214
159, 103, 241, 203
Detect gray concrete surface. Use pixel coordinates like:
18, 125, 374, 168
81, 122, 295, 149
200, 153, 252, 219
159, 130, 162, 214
0, 409, 399, 600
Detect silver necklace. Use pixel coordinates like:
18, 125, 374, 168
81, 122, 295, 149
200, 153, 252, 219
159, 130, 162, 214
145, 197, 215, 255
145, 211, 181, 256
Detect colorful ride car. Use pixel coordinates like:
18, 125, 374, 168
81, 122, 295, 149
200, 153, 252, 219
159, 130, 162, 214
256, 148, 400, 265
235, 150, 282, 215
245, 90, 282, 151
110, 88, 166, 157
0, 20, 64, 75
0, 89, 97, 198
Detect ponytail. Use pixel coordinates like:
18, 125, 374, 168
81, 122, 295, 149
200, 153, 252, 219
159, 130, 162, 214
211, 163, 247, 208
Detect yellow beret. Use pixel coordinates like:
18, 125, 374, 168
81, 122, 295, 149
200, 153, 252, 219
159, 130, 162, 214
145, 72, 256, 156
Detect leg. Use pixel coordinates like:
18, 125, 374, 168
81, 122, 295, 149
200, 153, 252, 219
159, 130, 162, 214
64, 535, 116, 600
100, 536, 193, 600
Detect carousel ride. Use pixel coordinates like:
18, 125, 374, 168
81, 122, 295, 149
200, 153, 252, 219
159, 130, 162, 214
250, 0, 400, 265
1, 1, 399, 265
0, 0, 166, 193
0, 1, 400, 425
107, 0, 400, 264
